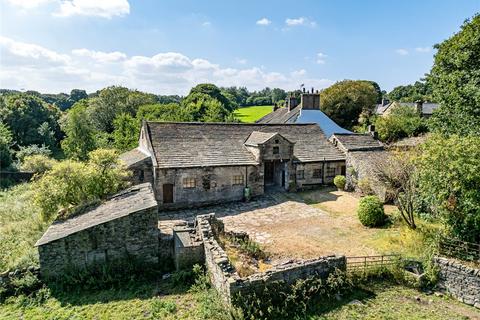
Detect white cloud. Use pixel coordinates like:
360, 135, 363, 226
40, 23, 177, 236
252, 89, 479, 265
415, 47, 431, 53
256, 18, 271, 26
395, 48, 409, 56
236, 58, 247, 65
72, 48, 126, 62
6, 0, 55, 8
202, 21, 211, 27
285, 17, 316, 27
316, 52, 327, 64
55, 0, 130, 18
0, 36, 334, 94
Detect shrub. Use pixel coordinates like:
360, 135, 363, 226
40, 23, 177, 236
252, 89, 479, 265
15, 145, 51, 163
151, 299, 177, 317
20, 155, 57, 174
357, 177, 373, 195
357, 195, 386, 227
333, 175, 346, 190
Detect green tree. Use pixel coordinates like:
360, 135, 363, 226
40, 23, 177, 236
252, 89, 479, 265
428, 14, 480, 136
34, 149, 129, 220
387, 80, 433, 103
320, 80, 378, 129
417, 134, 480, 242
0, 122, 13, 169
0, 94, 61, 148
113, 113, 140, 152
137, 103, 188, 121
88, 86, 157, 133
184, 83, 235, 112
61, 102, 96, 160
375, 105, 426, 142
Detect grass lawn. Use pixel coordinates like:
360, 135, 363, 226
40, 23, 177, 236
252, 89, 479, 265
311, 280, 479, 320
233, 105, 273, 123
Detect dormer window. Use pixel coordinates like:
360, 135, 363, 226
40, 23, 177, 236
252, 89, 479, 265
273, 146, 279, 154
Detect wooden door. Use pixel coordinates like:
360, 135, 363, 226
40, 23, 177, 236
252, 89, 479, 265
163, 184, 173, 203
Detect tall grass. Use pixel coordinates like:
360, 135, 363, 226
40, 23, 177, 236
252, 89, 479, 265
0, 183, 49, 272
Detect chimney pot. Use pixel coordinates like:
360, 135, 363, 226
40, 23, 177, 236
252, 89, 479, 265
302, 87, 306, 93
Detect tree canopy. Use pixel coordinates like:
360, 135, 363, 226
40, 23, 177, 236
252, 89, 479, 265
320, 80, 378, 129
428, 14, 480, 136
375, 105, 426, 142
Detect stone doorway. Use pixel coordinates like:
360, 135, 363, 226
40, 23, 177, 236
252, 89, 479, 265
264, 160, 288, 192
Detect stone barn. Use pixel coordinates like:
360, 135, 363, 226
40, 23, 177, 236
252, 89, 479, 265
35, 183, 159, 277
121, 121, 346, 209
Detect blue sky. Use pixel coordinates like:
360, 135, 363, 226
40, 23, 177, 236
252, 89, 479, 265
1, 0, 479, 95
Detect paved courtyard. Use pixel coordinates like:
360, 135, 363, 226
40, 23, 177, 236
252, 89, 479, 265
159, 189, 391, 260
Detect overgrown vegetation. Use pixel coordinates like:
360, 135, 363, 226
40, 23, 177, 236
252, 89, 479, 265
375, 105, 427, 143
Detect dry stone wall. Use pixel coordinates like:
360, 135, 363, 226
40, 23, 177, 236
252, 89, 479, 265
195, 214, 346, 304
434, 257, 480, 309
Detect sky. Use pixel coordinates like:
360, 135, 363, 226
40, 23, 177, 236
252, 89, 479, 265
0, 0, 479, 95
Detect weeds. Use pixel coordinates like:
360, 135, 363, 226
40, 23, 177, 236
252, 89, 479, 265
151, 298, 177, 317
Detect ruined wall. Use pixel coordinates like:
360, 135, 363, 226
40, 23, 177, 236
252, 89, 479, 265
155, 165, 263, 208
196, 214, 346, 304
434, 257, 480, 309
128, 160, 154, 186
38, 207, 159, 277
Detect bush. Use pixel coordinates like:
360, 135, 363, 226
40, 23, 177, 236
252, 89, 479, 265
333, 175, 346, 190
357, 195, 386, 227
20, 155, 57, 174
15, 145, 51, 163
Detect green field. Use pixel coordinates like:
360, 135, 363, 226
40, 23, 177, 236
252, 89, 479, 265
233, 105, 273, 123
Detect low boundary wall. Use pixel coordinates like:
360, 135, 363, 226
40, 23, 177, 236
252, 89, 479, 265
434, 257, 480, 309
196, 214, 346, 303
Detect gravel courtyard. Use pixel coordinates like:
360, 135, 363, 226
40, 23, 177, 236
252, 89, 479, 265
159, 188, 395, 260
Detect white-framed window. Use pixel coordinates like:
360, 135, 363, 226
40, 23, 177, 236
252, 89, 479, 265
182, 177, 196, 189
232, 175, 244, 185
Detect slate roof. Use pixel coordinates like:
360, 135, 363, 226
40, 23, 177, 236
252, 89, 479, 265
35, 183, 157, 246
144, 122, 345, 168
244, 131, 287, 146
390, 135, 428, 149
256, 106, 351, 137
331, 133, 384, 151
375, 102, 439, 115
119, 148, 151, 167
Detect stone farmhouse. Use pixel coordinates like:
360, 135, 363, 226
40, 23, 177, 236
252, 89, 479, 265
120, 121, 346, 209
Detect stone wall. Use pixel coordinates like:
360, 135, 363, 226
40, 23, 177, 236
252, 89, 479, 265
173, 224, 204, 271
38, 207, 159, 277
195, 214, 346, 304
155, 165, 263, 208
434, 257, 480, 309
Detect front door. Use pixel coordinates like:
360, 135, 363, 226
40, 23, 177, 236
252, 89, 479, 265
264, 162, 274, 184
281, 170, 285, 187
163, 184, 173, 203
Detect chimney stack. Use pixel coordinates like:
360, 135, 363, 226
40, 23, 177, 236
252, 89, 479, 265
302, 87, 306, 93
311, 87, 314, 94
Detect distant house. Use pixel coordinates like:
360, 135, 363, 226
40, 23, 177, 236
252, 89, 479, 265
375, 99, 439, 118
256, 88, 351, 137
121, 121, 346, 208
35, 183, 159, 277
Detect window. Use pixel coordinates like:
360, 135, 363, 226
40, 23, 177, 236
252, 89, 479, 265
297, 170, 305, 180
139, 170, 144, 182
274, 139, 279, 144
326, 167, 336, 178
313, 169, 322, 179
232, 175, 244, 185
182, 177, 196, 189
273, 146, 279, 154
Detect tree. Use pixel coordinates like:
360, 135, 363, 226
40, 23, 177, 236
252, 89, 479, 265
320, 80, 378, 129
387, 80, 433, 102
20, 154, 57, 174
0, 94, 62, 148
375, 105, 426, 142
0, 122, 13, 169
374, 152, 418, 229
361, 80, 383, 104
184, 83, 235, 112
33, 149, 129, 221
87, 86, 157, 133
113, 113, 140, 152
137, 103, 189, 122
16, 144, 51, 163
61, 102, 96, 160
416, 134, 480, 242
428, 14, 480, 136
271, 88, 287, 103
